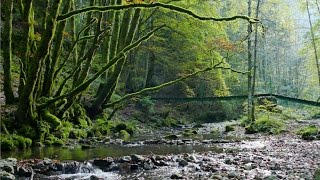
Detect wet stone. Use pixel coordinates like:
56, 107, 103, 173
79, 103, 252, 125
177, 158, 188, 167
143, 159, 154, 170
171, 173, 184, 179
130, 164, 139, 171
131, 154, 144, 162
17, 166, 32, 177
119, 156, 132, 163
93, 158, 114, 167
0, 171, 15, 180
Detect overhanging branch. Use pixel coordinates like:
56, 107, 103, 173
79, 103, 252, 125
37, 25, 165, 109
57, 3, 260, 24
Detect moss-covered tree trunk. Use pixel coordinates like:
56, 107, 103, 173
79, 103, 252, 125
17, 0, 63, 127
18, 0, 34, 99
90, 8, 141, 116
3, 0, 15, 104
42, 0, 71, 97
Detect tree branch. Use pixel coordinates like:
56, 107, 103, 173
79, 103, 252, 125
103, 62, 228, 108
37, 25, 165, 108
57, 3, 260, 24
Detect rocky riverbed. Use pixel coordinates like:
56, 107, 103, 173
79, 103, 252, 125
1, 119, 320, 179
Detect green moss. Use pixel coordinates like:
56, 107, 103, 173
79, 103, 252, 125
18, 125, 37, 140
12, 135, 32, 149
1, 134, 32, 151
59, 121, 73, 140
296, 125, 320, 140
182, 129, 198, 137
225, 125, 235, 132
1, 138, 15, 151
164, 134, 179, 140
163, 117, 177, 127
119, 130, 130, 140
70, 128, 87, 139
44, 135, 64, 146
42, 110, 62, 128
245, 114, 284, 134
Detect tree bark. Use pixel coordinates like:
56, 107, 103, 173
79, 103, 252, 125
251, 0, 261, 121
3, 0, 15, 104
247, 0, 254, 122
17, 0, 63, 124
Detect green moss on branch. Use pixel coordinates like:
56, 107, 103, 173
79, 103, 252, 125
57, 3, 259, 24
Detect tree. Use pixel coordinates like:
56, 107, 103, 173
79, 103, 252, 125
2, 0, 259, 142
3, 0, 15, 104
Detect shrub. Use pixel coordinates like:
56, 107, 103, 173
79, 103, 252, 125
245, 114, 284, 134
163, 117, 177, 127
1, 138, 15, 151
296, 125, 319, 140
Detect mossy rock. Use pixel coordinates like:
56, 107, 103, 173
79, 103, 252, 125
119, 130, 130, 140
245, 115, 284, 134
225, 125, 235, 132
297, 125, 319, 140
164, 134, 179, 140
182, 129, 198, 137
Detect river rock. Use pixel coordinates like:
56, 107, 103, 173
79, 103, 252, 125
131, 154, 144, 162
0, 171, 15, 180
170, 173, 184, 179
130, 163, 139, 171
143, 159, 154, 170
119, 156, 131, 163
93, 157, 114, 168
177, 158, 188, 167
228, 171, 239, 178
144, 139, 159, 144
61, 161, 80, 174
17, 166, 33, 177
90, 175, 103, 180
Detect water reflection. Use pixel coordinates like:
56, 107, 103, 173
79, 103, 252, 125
1, 144, 223, 161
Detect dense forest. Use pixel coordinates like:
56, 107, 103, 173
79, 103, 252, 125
0, 0, 320, 179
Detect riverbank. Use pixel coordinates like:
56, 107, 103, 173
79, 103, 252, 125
1, 119, 319, 179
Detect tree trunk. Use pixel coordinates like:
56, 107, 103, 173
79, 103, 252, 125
90, 8, 141, 116
306, 0, 320, 86
251, 0, 261, 121
247, 0, 254, 122
3, 0, 15, 104
17, 0, 63, 124
42, 0, 71, 96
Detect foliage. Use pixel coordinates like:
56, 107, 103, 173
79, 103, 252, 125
296, 125, 320, 140
0, 134, 32, 151
137, 96, 155, 113
245, 114, 285, 134
162, 116, 178, 127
